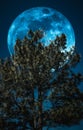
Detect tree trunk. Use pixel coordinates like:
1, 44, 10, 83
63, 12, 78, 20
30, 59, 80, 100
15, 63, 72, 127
34, 116, 37, 129
31, 84, 37, 129
38, 86, 43, 130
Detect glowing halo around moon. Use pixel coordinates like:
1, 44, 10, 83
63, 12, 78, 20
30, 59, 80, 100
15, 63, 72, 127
7, 7, 75, 55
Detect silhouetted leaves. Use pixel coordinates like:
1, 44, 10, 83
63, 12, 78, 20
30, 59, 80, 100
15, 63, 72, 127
0, 30, 83, 129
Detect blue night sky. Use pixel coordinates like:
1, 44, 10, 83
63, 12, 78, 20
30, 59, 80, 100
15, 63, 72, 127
0, 0, 83, 129
0, 0, 83, 73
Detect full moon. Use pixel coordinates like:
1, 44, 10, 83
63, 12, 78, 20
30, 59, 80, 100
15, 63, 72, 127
7, 7, 75, 55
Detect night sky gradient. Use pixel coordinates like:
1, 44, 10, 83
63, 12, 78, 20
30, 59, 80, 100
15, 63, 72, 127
0, 0, 83, 129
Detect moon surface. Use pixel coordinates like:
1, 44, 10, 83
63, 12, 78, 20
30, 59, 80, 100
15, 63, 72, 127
7, 7, 75, 55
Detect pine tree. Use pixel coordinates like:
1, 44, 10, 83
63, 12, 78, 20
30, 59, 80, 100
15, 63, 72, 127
0, 30, 83, 129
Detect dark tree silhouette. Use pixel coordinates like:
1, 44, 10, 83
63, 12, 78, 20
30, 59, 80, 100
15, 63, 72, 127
0, 30, 83, 130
